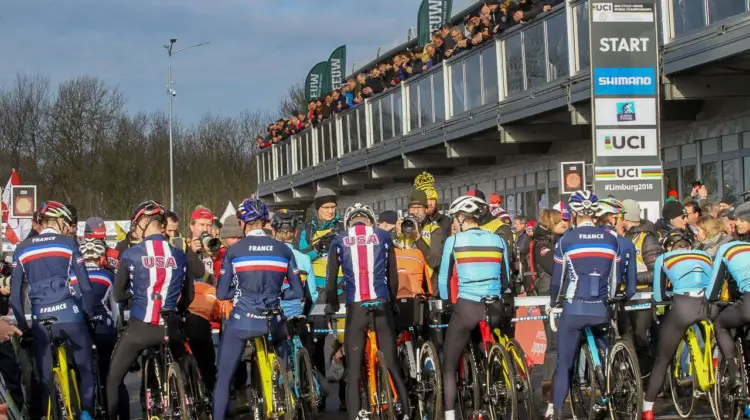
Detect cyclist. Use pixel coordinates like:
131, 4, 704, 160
75, 238, 130, 419
642, 231, 709, 420
105, 200, 194, 420
271, 209, 315, 316
548, 190, 634, 420
9, 201, 97, 420
213, 198, 305, 420
325, 203, 410, 420
437, 195, 512, 420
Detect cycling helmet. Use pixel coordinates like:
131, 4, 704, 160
37, 201, 74, 226
344, 203, 376, 227
661, 230, 694, 250
568, 190, 600, 217
80, 238, 107, 261
130, 200, 165, 225
236, 198, 269, 223
597, 197, 624, 217
448, 195, 488, 219
271, 209, 299, 231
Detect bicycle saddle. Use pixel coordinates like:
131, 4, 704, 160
159, 308, 178, 319
261, 307, 282, 318
37, 316, 58, 327
481, 295, 500, 305
415, 293, 432, 301
588, 324, 610, 337
361, 301, 383, 312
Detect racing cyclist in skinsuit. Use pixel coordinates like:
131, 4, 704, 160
10, 201, 97, 420
438, 196, 512, 420
105, 201, 194, 419
548, 190, 636, 420
212, 198, 305, 420
325, 203, 410, 420
642, 232, 710, 420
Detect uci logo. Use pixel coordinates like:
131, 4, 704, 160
594, 3, 613, 11
604, 135, 645, 150
141, 256, 177, 269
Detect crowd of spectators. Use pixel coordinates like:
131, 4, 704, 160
256, 0, 564, 151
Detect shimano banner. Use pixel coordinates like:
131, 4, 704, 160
590, 1, 663, 219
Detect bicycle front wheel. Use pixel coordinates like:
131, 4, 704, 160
373, 351, 396, 420
294, 348, 318, 420
606, 340, 642, 420
716, 340, 747, 420
457, 348, 480, 420
486, 344, 517, 420
165, 362, 189, 419
418, 340, 442, 420
506, 339, 535, 419
183, 355, 213, 420
669, 338, 697, 419
569, 345, 598, 420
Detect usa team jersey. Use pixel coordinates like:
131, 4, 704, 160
114, 234, 191, 326
327, 223, 397, 304
437, 227, 510, 302
653, 250, 712, 302
71, 265, 117, 322
11, 228, 94, 330
707, 241, 750, 300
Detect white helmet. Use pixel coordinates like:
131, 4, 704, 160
448, 196, 487, 219
344, 203, 376, 227
79, 238, 107, 261
568, 190, 600, 217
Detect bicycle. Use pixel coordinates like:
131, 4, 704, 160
712, 301, 750, 420
490, 310, 535, 419
38, 315, 82, 420
181, 339, 213, 420
395, 293, 442, 420
284, 315, 321, 420
454, 295, 518, 420
141, 309, 189, 419
550, 295, 642, 420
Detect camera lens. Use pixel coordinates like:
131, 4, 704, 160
402, 219, 415, 233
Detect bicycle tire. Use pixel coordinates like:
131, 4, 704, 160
418, 340, 443, 420
486, 344, 518, 420
183, 355, 213, 420
48, 373, 64, 420
250, 356, 266, 420
270, 357, 294, 420
165, 362, 189, 419
142, 355, 163, 419
374, 350, 396, 420
569, 344, 599, 420
457, 347, 481, 420
716, 340, 747, 420
606, 339, 642, 419
0, 375, 22, 420
669, 338, 697, 418
295, 347, 319, 420
506, 339, 535, 420
397, 342, 416, 420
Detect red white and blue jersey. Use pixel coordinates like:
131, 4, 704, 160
71, 265, 116, 321
328, 223, 395, 303
216, 230, 304, 331
116, 234, 189, 326
10, 228, 94, 330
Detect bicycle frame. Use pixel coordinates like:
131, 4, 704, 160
674, 320, 715, 391
365, 326, 399, 410
254, 332, 280, 418
46, 333, 81, 419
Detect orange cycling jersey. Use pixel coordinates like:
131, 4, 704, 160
395, 248, 432, 298
189, 282, 222, 322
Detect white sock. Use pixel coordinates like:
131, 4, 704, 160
445, 410, 456, 420
643, 399, 654, 411
545, 403, 554, 416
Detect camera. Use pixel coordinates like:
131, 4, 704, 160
401, 215, 420, 234
199, 232, 222, 254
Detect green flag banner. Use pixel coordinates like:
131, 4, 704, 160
417, 0, 453, 47
304, 61, 329, 102
327, 45, 347, 91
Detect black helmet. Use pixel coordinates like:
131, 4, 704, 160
661, 230, 694, 250
271, 209, 299, 232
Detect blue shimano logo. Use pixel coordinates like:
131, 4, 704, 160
594, 68, 656, 95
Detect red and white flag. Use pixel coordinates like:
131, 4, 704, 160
1, 170, 32, 244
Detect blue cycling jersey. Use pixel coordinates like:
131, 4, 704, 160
707, 241, 750, 300
653, 250, 712, 302
280, 243, 314, 317
437, 227, 510, 302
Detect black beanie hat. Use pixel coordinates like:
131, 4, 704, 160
662, 200, 687, 221
314, 188, 337, 210
409, 189, 428, 207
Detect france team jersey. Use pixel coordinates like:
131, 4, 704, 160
437, 227, 510, 302
653, 250, 712, 302
70, 265, 116, 320
707, 241, 750, 300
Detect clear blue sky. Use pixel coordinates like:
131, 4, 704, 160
0, 0, 416, 123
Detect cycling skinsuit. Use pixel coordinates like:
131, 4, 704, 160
645, 250, 712, 402
10, 228, 97, 415
281, 242, 314, 317
213, 230, 304, 420
437, 227, 511, 412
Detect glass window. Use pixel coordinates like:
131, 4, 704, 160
505, 34, 524, 95
744, 132, 750, 149
516, 175, 524, 188
393, 90, 403, 137
548, 168, 559, 185
495, 178, 505, 192
744, 157, 750, 191
341, 117, 350, 155
525, 191, 538, 219
664, 146, 679, 162
672, 0, 706, 38
409, 83, 419, 130
372, 100, 382, 144
681, 143, 697, 159
451, 63, 465, 115
664, 168, 678, 197
546, 12, 569, 81
681, 165, 696, 200
708, 0, 746, 25
466, 53, 482, 110
723, 159, 742, 197
548, 186, 559, 206
575, 2, 590, 70
526, 172, 536, 187
433, 71, 446, 123
357, 108, 367, 147
420, 76, 434, 126
381, 95, 394, 141
701, 162, 719, 202
523, 23, 546, 89
722, 134, 739, 152
478, 181, 493, 196
506, 177, 515, 190
348, 114, 360, 151
702, 138, 718, 155
330, 121, 339, 157
483, 45, 499, 104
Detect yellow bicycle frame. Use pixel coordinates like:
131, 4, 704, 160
493, 328, 530, 378
47, 345, 81, 419
673, 320, 716, 391
254, 335, 286, 418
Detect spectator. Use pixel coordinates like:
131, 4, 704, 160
421, 44, 438, 71
695, 215, 733, 257
509, 0, 544, 24
354, 73, 368, 104
365, 67, 387, 96
543, 0, 564, 12
431, 32, 446, 64
344, 80, 356, 106
449, 27, 472, 56
656, 200, 693, 240
719, 195, 736, 212
377, 210, 398, 235
732, 202, 750, 241
684, 201, 701, 233
441, 25, 456, 55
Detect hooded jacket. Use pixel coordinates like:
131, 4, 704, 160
624, 219, 662, 287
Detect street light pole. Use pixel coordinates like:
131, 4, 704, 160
163, 38, 210, 212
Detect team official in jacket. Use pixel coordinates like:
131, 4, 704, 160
548, 191, 635, 420
326, 203, 410, 420
213, 198, 305, 420
10, 201, 97, 420
105, 201, 194, 420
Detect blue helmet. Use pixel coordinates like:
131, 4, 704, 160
568, 190, 600, 217
237, 198, 269, 223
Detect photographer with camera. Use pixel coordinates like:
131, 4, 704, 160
399, 189, 446, 293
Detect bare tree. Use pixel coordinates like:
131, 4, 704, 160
277, 83, 307, 119
0, 74, 50, 175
